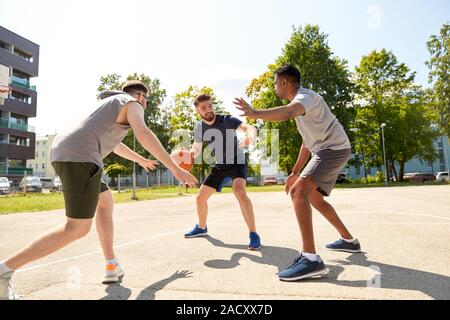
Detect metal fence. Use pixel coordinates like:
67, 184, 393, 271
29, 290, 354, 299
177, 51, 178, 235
103, 168, 177, 190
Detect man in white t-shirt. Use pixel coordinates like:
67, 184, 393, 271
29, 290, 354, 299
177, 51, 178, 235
234, 64, 361, 282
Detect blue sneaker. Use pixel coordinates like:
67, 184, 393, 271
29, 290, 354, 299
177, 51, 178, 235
278, 254, 328, 281
184, 224, 208, 238
248, 232, 261, 250
326, 239, 361, 253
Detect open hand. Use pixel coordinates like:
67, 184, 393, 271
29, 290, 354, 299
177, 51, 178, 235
138, 158, 159, 172
172, 167, 198, 188
233, 97, 257, 119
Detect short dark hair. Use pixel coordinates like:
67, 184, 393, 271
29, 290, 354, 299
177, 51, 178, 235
121, 80, 149, 94
194, 94, 212, 107
275, 64, 301, 85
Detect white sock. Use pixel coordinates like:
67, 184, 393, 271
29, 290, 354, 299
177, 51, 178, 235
106, 257, 118, 265
0, 261, 14, 275
342, 238, 357, 243
302, 252, 320, 262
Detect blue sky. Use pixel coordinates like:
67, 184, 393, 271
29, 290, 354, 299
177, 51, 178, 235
0, 0, 448, 136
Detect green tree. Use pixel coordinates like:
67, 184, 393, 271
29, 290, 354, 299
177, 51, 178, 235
426, 22, 450, 136
354, 50, 438, 180
246, 25, 355, 173
103, 163, 132, 187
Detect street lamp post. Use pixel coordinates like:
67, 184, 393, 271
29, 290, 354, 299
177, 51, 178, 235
380, 123, 388, 186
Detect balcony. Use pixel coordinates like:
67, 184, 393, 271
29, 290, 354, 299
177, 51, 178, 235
0, 166, 33, 176
0, 118, 35, 132
0, 46, 39, 77
11, 75, 36, 91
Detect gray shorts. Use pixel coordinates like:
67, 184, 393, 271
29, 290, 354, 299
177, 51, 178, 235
300, 148, 351, 196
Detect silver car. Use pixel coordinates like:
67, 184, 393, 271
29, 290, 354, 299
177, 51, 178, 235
0, 177, 10, 194
19, 176, 43, 193
436, 171, 448, 183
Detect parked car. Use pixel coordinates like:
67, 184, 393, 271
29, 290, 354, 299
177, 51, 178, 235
39, 177, 53, 189
19, 176, 43, 193
51, 177, 62, 192
263, 177, 278, 185
403, 172, 436, 182
246, 176, 258, 186
336, 173, 350, 183
435, 171, 448, 183
0, 177, 10, 194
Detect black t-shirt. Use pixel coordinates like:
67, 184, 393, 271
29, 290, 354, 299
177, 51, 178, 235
194, 115, 245, 167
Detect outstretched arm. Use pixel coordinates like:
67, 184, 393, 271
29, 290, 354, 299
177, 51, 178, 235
113, 143, 158, 172
233, 97, 305, 121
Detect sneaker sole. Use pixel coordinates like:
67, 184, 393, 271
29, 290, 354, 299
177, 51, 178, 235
279, 268, 329, 282
326, 247, 361, 253
248, 245, 261, 250
184, 232, 208, 238
102, 271, 125, 284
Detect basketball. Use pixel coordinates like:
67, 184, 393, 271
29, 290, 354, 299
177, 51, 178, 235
170, 149, 194, 171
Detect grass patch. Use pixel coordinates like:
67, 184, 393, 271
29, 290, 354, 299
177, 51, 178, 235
0, 188, 182, 215
1, 182, 447, 215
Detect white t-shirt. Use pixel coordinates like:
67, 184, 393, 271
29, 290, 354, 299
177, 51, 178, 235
293, 88, 350, 153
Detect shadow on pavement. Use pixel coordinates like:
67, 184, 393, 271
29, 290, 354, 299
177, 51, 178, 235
99, 270, 193, 300
203, 236, 299, 273
135, 270, 193, 300
204, 236, 450, 299
314, 254, 450, 300
99, 276, 132, 300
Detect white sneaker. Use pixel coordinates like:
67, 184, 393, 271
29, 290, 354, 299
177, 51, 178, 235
102, 263, 124, 284
0, 272, 19, 300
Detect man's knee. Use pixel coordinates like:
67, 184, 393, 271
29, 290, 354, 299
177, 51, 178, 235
196, 193, 209, 204
65, 220, 92, 239
233, 187, 247, 201
290, 181, 311, 202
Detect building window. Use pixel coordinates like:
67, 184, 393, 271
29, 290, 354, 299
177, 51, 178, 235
35, 164, 38, 170
35, 152, 38, 158
42, 151, 45, 157
42, 163, 45, 170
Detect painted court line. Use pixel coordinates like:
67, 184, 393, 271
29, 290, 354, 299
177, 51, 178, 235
17, 216, 240, 273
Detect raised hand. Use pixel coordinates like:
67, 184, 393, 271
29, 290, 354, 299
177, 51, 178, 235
233, 97, 257, 118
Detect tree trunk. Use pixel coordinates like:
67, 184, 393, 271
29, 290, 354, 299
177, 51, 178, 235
361, 151, 368, 184
399, 160, 405, 181
390, 159, 398, 181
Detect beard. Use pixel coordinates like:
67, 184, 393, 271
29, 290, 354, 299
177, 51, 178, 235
202, 112, 215, 122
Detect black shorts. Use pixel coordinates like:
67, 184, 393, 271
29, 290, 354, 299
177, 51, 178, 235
52, 162, 109, 219
203, 164, 247, 192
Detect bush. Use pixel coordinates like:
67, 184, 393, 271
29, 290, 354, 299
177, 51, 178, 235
350, 171, 385, 184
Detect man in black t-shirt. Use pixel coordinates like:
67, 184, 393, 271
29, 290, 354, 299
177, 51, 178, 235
185, 94, 261, 250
